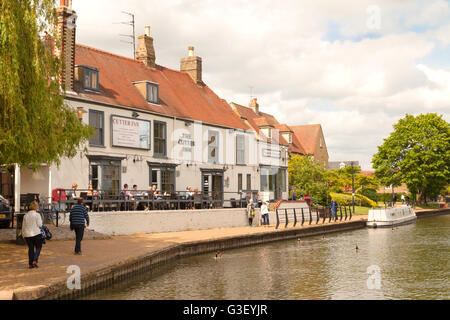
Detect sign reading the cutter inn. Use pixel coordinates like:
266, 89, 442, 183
111, 115, 150, 150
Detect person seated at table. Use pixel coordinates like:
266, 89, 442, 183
67, 183, 81, 200
87, 184, 98, 197
184, 187, 194, 200
121, 184, 131, 200
130, 185, 142, 210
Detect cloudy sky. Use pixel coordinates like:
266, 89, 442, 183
71, 0, 450, 170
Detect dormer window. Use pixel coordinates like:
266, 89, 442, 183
75, 65, 99, 91
133, 81, 159, 105
147, 82, 159, 104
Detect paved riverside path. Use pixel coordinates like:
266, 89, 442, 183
0, 216, 367, 299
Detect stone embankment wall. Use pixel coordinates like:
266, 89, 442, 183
60, 209, 274, 235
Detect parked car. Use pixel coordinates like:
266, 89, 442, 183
0, 195, 12, 228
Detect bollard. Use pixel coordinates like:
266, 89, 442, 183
301, 208, 305, 226
340, 206, 343, 221
349, 205, 352, 220
293, 209, 297, 227
285, 209, 289, 228
275, 209, 280, 229
323, 207, 327, 224
344, 206, 348, 221
309, 207, 313, 225
329, 206, 332, 223
316, 206, 320, 224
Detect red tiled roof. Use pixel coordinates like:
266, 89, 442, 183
71, 44, 248, 130
360, 170, 375, 176
230, 102, 289, 146
274, 124, 292, 133
290, 124, 323, 155
254, 117, 273, 127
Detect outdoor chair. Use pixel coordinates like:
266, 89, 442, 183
193, 194, 203, 209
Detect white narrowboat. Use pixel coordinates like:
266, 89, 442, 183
367, 206, 417, 228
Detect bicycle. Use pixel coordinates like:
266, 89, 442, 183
38, 202, 67, 227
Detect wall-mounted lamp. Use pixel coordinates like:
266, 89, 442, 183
132, 111, 140, 118
76, 107, 87, 121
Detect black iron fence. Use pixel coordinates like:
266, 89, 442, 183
275, 204, 353, 229
47, 189, 258, 214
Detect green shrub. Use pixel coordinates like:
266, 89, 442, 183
358, 188, 378, 202
330, 192, 377, 208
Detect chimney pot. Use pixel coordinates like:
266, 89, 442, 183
188, 46, 194, 57
59, 0, 72, 8
136, 26, 156, 68
249, 97, 259, 114
181, 46, 202, 85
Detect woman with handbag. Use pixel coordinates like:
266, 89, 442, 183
22, 201, 43, 269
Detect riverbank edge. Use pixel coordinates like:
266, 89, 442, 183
11, 208, 450, 300
13, 220, 366, 300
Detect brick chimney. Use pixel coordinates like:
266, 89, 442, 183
136, 26, 156, 68
56, 0, 77, 92
180, 46, 203, 85
249, 98, 259, 114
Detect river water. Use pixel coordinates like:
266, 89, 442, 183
85, 215, 449, 300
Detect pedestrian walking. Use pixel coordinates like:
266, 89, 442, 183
22, 201, 43, 269
247, 199, 255, 227
261, 201, 270, 227
69, 199, 90, 255
331, 199, 337, 222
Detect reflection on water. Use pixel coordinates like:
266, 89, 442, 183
85, 215, 450, 300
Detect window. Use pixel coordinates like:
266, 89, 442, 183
208, 130, 219, 163
161, 170, 175, 194
260, 168, 269, 192
89, 110, 104, 146
288, 133, 292, 144
247, 174, 251, 190
238, 174, 243, 191
89, 160, 121, 196
280, 169, 287, 192
236, 134, 245, 165
320, 137, 323, 148
154, 121, 167, 157
83, 67, 99, 91
149, 165, 175, 194
147, 83, 159, 104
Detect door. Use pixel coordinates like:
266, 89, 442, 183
102, 164, 120, 196
201, 171, 224, 206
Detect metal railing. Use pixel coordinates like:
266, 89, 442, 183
48, 189, 259, 214
275, 204, 354, 229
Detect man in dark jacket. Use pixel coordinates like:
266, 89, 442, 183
69, 199, 90, 255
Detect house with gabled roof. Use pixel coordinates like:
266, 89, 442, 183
290, 124, 329, 169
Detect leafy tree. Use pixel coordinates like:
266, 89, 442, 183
372, 114, 450, 203
0, 0, 93, 168
288, 155, 329, 205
